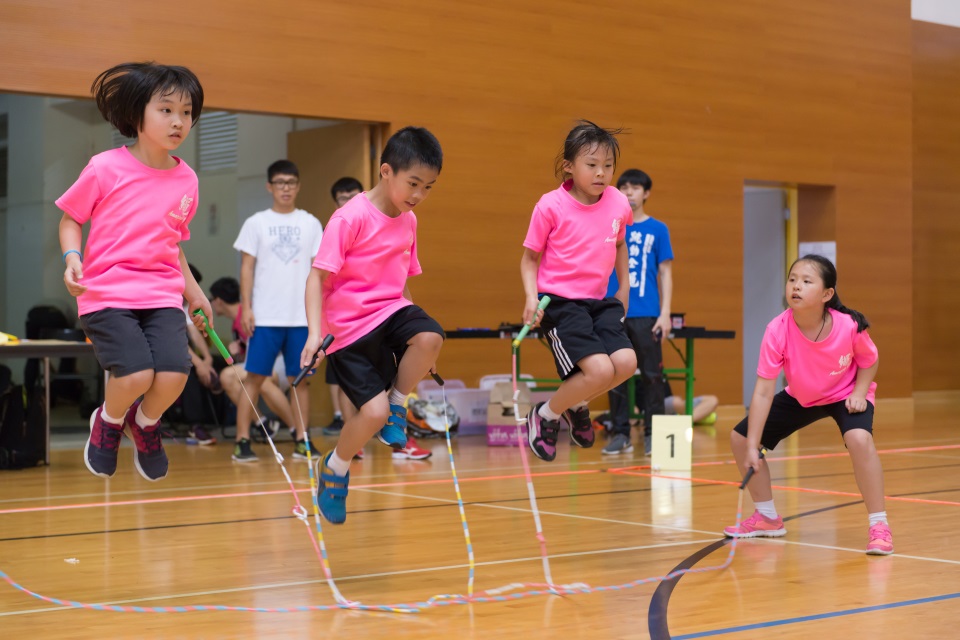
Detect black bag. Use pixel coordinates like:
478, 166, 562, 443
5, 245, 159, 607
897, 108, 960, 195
0, 365, 45, 470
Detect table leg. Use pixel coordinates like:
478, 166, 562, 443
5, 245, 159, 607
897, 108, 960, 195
44, 356, 51, 465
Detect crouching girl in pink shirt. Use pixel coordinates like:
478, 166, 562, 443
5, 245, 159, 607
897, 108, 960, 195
725, 254, 892, 555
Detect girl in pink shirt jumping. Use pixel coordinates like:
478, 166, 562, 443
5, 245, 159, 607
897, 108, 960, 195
57, 62, 211, 482
520, 120, 637, 462
302, 127, 445, 524
725, 254, 892, 555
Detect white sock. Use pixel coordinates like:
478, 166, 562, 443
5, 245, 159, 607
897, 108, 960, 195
539, 402, 561, 421
388, 388, 407, 406
868, 511, 888, 527
100, 406, 123, 425
326, 450, 351, 476
333, 411, 343, 419
135, 404, 160, 429
754, 500, 778, 520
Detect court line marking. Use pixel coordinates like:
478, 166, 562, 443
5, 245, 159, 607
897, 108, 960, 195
671, 590, 960, 639
0, 538, 717, 618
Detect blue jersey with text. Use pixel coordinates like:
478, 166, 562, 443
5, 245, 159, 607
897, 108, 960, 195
606, 217, 674, 317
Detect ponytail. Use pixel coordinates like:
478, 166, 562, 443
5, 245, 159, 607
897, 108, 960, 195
826, 291, 870, 333
791, 254, 870, 333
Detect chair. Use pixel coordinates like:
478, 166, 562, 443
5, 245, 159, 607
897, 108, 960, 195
37, 327, 103, 414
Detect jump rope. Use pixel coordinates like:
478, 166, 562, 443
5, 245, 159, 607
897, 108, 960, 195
0, 307, 761, 613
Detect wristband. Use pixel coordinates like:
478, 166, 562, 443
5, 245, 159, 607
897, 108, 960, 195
62, 249, 82, 264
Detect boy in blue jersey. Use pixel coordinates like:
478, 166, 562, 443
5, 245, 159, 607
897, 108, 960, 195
602, 169, 674, 456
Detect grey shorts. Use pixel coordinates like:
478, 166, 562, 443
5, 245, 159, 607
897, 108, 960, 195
79, 308, 191, 377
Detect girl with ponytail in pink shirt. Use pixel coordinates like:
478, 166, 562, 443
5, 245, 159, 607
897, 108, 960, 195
724, 255, 893, 555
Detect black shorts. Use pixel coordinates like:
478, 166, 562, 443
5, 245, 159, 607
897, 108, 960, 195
79, 308, 191, 377
538, 293, 632, 381
324, 361, 339, 385
327, 305, 444, 409
733, 389, 874, 450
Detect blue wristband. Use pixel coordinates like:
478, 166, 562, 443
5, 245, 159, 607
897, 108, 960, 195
62, 249, 82, 264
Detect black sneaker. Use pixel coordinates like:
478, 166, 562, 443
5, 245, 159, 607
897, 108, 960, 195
188, 424, 216, 446
293, 439, 321, 460
84, 407, 123, 478
563, 405, 595, 448
123, 401, 169, 482
232, 438, 258, 463
322, 415, 344, 436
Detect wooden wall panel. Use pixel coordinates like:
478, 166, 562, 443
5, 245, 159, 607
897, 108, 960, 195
0, 0, 916, 402
912, 20, 960, 391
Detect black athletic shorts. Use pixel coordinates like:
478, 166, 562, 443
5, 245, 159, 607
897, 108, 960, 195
327, 305, 444, 409
538, 293, 632, 381
79, 307, 191, 377
733, 389, 874, 450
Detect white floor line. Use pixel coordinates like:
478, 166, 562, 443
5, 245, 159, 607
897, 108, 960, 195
0, 538, 718, 617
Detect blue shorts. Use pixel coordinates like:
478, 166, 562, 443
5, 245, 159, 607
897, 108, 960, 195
245, 326, 308, 379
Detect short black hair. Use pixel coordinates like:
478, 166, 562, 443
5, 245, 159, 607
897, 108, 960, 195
555, 120, 622, 180
209, 277, 240, 304
92, 62, 204, 139
267, 160, 299, 181
188, 263, 202, 284
330, 177, 364, 201
380, 126, 443, 174
616, 169, 652, 191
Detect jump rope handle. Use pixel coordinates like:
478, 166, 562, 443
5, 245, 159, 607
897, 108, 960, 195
739, 447, 768, 490
192, 309, 234, 365
293, 334, 335, 388
512, 295, 552, 348
430, 372, 444, 386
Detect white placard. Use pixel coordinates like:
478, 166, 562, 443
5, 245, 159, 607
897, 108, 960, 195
651, 415, 693, 471
798, 241, 837, 268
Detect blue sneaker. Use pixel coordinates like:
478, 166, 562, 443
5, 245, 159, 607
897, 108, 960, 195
377, 403, 408, 449
315, 452, 349, 524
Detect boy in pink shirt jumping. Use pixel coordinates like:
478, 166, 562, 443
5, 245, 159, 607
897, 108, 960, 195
301, 127, 445, 524
520, 120, 638, 462
725, 254, 893, 555
57, 62, 211, 482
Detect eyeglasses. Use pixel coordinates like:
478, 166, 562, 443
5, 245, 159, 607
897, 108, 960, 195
270, 180, 300, 190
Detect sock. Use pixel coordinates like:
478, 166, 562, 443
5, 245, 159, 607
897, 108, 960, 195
539, 402, 562, 421
868, 511, 888, 527
101, 406, 123, 425
326, 450, 351, 476
333, 411, 343, 419
388, 388, 407, 406
135, 404, 160, 429
754, 500, 778, 520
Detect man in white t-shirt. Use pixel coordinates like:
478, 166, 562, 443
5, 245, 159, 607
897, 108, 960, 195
231, 160, 322, 463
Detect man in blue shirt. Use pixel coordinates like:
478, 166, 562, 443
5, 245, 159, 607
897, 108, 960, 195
602, 169, 674, 456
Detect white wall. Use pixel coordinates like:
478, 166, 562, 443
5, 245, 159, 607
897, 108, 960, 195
913, 0, 960, 28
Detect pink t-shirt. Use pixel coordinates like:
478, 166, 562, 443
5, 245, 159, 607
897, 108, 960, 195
311, 194, 421, 353
523, 181, 632, 300
757, 308, 879, 407
56, 146, 199, 316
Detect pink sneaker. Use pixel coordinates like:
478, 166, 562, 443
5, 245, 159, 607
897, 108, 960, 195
723, 510, 786, 538
866, 522, 894, 555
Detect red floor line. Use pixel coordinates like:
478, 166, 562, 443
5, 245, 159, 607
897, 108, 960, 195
609, 469, 960, 506
0, 469, 601, 515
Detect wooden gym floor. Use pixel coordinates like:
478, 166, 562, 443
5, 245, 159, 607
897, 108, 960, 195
1, 392, 959, 639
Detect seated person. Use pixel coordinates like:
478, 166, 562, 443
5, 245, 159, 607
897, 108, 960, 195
663, 379, 718, 425
209, 277, 298, 451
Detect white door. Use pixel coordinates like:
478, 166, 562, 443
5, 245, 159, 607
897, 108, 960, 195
742, 187, 787, 406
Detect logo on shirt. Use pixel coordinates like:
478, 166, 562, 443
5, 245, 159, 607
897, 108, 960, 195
403, 233, 413, 255
829, 353, 852, 376
605, 218, 621, 243
167, 195, 193, 222
270, 225, 303, 264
